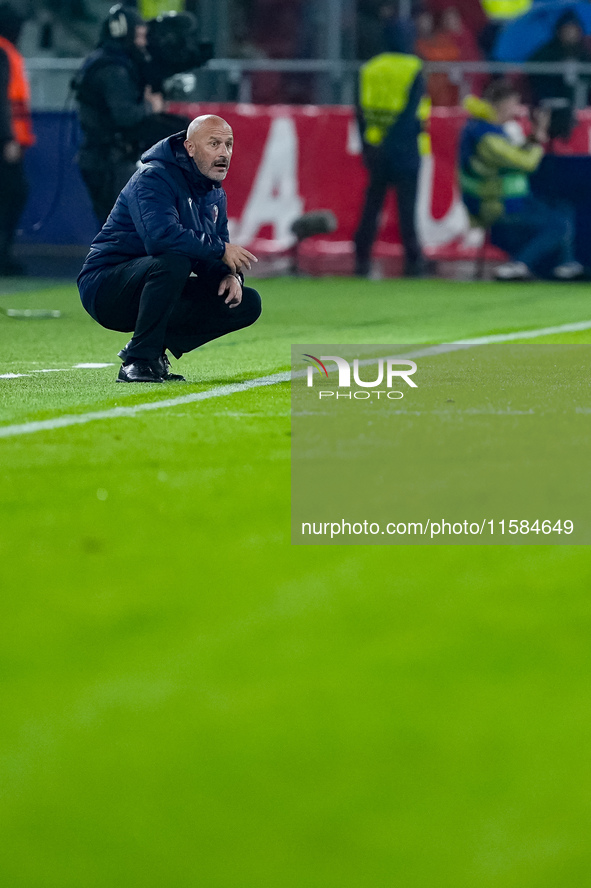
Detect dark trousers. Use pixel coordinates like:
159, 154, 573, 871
491, 197, 574, 274
92, 253, 262, 361
0, 156, 28, 270
354, 164, 422, 273
78, 151, 138, 226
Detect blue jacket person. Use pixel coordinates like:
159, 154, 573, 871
78, 114, 261, 383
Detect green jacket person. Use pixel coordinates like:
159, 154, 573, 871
459, 79, 582, 281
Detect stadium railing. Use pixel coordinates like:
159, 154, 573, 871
25, 57, 591, 110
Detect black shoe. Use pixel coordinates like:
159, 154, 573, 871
159, 353, 185, 382
403, 259, 437, 278
116, 359, 165, 383
117, 344, 185, 382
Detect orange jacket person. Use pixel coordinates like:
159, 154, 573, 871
0, 3, 34, 276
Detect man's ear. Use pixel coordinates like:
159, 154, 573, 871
184, 140, 194, 157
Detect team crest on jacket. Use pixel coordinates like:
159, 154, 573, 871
212, 205, 219, 223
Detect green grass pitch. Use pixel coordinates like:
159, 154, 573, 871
1, 275, 591, 887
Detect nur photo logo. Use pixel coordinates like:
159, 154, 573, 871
302, 354, 418, 400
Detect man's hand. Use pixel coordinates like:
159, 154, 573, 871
145, 87, 165, 114
222, 243, 258, 274
3, 141, 21, 163
531, 107, 551, 143
218, 274, 242, 307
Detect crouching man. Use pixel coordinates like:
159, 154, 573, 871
459, 81, 583, 282
77, 114, 261, 382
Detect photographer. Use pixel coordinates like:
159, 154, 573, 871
459, 80, 583, 281
74, 4, 164, 226
529, 10, 591, 141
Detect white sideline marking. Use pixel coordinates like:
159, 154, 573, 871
0, 363, 115, 379
0, 372, 291, 439
73, 363, 115, 369
1, 367, 95, 379
456, 319, 591, 344
1, 318, 590, 440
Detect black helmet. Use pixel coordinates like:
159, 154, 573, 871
99, 4, 144, 48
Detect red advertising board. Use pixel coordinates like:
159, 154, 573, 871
172, 102, 591, 273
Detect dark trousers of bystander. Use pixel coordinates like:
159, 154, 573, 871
91, 253, 262, 361
0, 155, 28, 274
490, 197, 575, 275
78, 149, 138, 227
354, 163, 423, 276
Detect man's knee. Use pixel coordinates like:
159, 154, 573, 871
149, 253, 193, 284
240, 287, 262, 325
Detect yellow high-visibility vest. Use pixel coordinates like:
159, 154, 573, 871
481, 0, 532, 20
418, 94, 431, 156
139, 0, 184, 19
360, 53, 429, 152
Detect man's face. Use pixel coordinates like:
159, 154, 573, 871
416, 12, 433, 38
559, 22, 583, 46
134, 24, 147, 50
185, 124, 234, 181
495, 95, 520, 125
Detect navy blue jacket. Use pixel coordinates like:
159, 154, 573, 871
78, 131, 230, 320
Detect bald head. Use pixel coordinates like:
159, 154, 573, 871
184, 115, 234, 182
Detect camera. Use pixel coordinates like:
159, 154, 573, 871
146, 12, 214, 93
